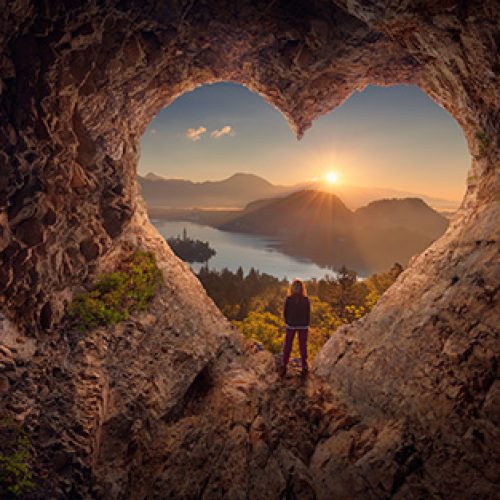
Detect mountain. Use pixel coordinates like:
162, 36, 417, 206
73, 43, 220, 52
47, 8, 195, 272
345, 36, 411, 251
219, 190, 448, 273
302, 181, 460, 210
221, 190, 353, 236
138, 172, 292, 208
139, 171, 460, 211
351, 197, 449, 272
354, 197, 448, 235
144, 172, 166, 181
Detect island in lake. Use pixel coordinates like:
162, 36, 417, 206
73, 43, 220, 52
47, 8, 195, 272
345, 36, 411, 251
167, 227, 216, 264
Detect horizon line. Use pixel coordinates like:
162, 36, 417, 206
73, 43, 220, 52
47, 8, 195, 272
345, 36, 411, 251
137, 170, 462, 204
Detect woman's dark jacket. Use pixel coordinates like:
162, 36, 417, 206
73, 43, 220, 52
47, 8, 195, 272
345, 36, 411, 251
284, 294, 310, 328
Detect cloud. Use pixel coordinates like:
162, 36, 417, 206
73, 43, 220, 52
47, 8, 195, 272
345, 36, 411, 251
210, 125, 234, 139
186, 126, 207, 141
150, 128, 157, 135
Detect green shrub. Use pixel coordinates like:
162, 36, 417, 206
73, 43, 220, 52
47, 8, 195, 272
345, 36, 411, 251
68, 250, 163, 331
0, 419, 34, 498
233, 311, 285, 354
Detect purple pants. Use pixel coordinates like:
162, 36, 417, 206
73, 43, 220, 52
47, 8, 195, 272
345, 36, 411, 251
282, 328, 308, 369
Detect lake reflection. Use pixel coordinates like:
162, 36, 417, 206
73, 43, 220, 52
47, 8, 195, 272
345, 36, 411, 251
153, 220, 334, 280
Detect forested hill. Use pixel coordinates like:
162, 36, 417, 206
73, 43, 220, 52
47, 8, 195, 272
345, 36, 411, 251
220, 190, 354, 236
354, 197, 449, 236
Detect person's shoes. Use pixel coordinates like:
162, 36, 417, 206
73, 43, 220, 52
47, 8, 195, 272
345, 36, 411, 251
278, 365, 287, 378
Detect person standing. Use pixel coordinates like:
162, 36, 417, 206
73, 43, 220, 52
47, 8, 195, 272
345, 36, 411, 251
279, 279, 310, 378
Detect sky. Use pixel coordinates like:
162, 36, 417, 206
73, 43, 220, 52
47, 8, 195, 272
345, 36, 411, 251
139, 82, 470, 201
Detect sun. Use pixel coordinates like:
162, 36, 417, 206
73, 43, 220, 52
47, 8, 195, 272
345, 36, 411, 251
325, 171, 339, 184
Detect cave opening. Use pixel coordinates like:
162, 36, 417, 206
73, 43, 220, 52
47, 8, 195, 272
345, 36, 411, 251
136, 80, 470, 362
1, 0, 495, 340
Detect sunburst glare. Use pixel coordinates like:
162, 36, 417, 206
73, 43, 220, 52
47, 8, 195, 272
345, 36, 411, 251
325, 171, 339, 185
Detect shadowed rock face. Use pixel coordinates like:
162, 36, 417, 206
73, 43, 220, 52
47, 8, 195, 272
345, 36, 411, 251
0, 1, 498, 498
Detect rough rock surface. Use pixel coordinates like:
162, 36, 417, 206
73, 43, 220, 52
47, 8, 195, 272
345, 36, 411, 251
0, 1, 498, 498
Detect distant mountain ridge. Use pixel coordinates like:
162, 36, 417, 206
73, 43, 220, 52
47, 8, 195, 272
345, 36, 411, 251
220, 190, 448, 273
139, 171, 460, 210
138, 172, 291, 208
296, 180, 460, 210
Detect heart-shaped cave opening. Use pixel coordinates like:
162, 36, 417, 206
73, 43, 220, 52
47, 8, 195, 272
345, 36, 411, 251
135, 80, 469, 364
0, 0, 495, 339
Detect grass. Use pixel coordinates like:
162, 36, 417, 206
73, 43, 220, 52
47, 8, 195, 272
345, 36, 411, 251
0, 418, 34, 498
68, 250, 163, 331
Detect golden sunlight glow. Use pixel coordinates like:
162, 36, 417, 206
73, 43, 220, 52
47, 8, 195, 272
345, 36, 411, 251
325, 171, 339, 184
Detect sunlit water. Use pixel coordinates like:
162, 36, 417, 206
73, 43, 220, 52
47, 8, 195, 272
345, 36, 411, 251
153, 220, 334, 280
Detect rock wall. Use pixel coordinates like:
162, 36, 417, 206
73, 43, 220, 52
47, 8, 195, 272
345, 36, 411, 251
0, 0, 498, 498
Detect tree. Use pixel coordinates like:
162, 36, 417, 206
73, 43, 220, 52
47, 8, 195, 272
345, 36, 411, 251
236, 266, 244, 282
317, 266, 368, 317
365, 262, 404, 297
360, 262, 404, 313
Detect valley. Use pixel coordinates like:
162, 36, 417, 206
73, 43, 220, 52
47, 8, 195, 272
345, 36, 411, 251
143, 174, 450, 274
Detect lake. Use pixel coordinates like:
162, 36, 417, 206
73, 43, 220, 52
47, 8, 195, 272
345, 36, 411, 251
152, 220, 335, 280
